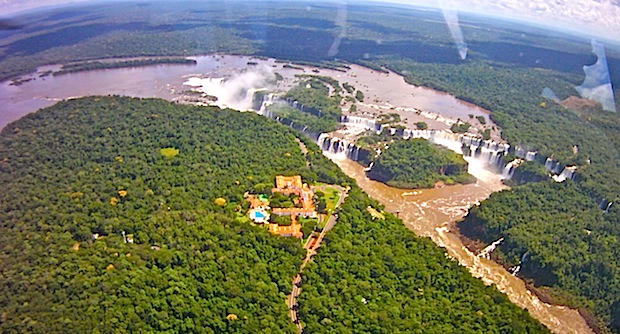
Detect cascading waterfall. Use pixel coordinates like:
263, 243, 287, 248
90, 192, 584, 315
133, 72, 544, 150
478, 237, 504, 260
252, 91, 576, 182
510, 252, 528, 275
502, 159, 522, 179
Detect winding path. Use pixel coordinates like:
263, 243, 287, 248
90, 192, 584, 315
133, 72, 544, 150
287, 185, 348, 332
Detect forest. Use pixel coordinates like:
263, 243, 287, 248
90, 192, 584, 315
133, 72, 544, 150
459, 181, 620, 332
0, 96, 553, 333
298, 188, 550, 333
272, 77, 344, 134
1, 1, 620, 331
0, 96, 350, 333
367, 139, 474, 189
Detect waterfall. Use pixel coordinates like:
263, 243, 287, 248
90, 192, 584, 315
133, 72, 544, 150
511, 252, 528, 275
502, 159, 522, 179
605, 202, 614, 213
552, 166, 577, 182
545, 158, 554, 170
317, 133, 329, 151
252, 90, 577, 184
478, 237, 504, 260
525, 151, 537, 161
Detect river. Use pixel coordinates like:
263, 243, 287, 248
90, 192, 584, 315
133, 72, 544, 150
0, 54, 593, 333
0, 54, 493, 131
326, 153, 594, 334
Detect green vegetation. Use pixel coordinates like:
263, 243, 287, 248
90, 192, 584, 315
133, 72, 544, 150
269, 104, 339, 134
314, 191, 328, 214
343, 82, 356, 94
377, 113, 401, 124
368, 139, 475, 189
54, 58, 197, 76
450, 122, 472, 133
460, 181, 620, 331
355, 90, 365, 102
298, 189, 550, 334
476, 116, 487, 125
1, 1, 619, 330
270, 192, 301, 209
0, 95, 552, 332
319, 187, 342, 215
355, 130, 393, 149
374, 58, 620, 203
415, 121, 428, 130
506, 160, 548, 186
271, 215, 293, 226
295, 74, 342, 94
482, 128, 492, 140
274, 77, 343, 133
0, 96, 355, 333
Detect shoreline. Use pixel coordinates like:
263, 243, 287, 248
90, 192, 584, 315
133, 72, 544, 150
0, 53, 595, 333
1, 54, 500, 138
329, 155, 594, 334
454, 222, 606, 334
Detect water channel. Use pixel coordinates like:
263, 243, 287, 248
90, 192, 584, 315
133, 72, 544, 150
327, 153, 593, 334
0, 55, 593, 333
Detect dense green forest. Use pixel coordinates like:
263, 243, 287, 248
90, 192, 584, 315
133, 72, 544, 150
0, 96, 353, 333
298, 188, 550, 333
268, 76, 344, 134
1, 1, 620, 331
0, 96, 552, 332
367, 139, 474, 189
460, 181, 620, 332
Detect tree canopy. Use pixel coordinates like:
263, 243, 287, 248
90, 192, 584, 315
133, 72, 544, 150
367, 138, 475, 189
298, 188, 550, 334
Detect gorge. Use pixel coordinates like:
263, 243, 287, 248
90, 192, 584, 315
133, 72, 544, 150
0, 54, 607, 333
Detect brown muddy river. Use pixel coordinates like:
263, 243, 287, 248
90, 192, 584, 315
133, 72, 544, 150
0, 54, 592, 333
0, 54, 492, 130
327, 153, 593, 334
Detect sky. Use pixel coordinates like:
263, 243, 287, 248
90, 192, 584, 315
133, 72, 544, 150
0, 0, 619, 41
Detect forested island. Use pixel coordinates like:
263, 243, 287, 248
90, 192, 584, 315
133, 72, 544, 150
367, 139, 474, 189
0, 96, 548, 333
272, 76, 347, 134
53, 58, 197, 76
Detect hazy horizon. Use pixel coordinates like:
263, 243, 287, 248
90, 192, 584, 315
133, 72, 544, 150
0, 0, 619, 44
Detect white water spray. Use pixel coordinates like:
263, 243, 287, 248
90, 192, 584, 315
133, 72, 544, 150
183, 66, 275, 111
478, 237, 504, 260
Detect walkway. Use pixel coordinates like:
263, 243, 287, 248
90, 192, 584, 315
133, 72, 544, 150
287, 185, 347, 332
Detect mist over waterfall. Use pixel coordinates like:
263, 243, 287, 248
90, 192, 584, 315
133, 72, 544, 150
183, 66, 275, 111
252, 91, 577, 185
335, 115, 576, 182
